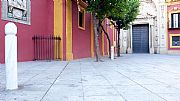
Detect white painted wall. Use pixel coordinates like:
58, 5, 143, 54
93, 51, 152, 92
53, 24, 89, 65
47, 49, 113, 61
122, 0, 167, 54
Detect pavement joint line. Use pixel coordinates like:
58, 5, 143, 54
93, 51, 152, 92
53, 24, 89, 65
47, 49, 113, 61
119, 60, 180, 91
22, 74, 40, 85
91, 64, 127, 101
146, 76, 180, 91
80, 62, 85, 101
149, 64, 180, 74
122, 61, 180, 91
40, 62, 70, 101
116, 71, 168, 101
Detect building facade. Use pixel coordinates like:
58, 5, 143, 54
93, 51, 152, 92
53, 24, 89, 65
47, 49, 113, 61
0, 0, 115, 64
0, 0, 54, 63
121, 0, 168, 54
2, 0, 179, 64
166, 0, 180, 54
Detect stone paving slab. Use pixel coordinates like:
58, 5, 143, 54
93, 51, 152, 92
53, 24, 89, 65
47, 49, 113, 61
0, 61, 68, 101
0, 54, 180, 101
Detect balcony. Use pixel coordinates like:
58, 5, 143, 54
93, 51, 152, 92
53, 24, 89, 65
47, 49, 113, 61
78, 0, 88, 8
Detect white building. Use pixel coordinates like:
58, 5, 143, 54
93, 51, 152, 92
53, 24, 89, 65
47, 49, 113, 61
121, 0, 168, 54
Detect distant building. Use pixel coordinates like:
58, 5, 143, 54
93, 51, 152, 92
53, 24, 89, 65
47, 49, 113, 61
121, 0, 168, 54
166, 0, 180, 54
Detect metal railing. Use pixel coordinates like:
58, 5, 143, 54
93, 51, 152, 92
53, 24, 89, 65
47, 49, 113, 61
32, 35, 61, 61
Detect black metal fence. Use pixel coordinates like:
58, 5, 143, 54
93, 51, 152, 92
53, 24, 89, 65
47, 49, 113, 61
32, 35, 61, 61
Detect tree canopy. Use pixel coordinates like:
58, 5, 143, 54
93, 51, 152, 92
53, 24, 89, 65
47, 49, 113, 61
86, 0, 115, 20
109, 0, 140, 29
86, 0, 140, 26
85, 0, 140, 61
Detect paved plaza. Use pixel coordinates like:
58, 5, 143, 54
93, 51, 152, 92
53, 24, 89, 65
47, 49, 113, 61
0, 54, 180, 101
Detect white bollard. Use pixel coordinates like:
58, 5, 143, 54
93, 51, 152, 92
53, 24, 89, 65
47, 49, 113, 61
111, 46, 114, 60
5, 22, 18, 90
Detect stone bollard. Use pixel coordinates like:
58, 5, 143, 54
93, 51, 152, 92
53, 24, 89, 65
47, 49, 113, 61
5, 22, 18, 90
111, 46, 114, 60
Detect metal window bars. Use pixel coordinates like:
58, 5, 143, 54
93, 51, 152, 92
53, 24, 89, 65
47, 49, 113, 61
32, 35, 61, 61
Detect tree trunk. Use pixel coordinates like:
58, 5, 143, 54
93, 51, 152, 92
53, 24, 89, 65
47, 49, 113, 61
100, 24, 111, 58
92, 13, 101, 62
117, 27, 120, 57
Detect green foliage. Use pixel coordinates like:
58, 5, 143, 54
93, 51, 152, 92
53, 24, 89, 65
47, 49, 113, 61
86, 0, 116, 20
86, 0, 140, 29
85, 0, 140, 60
109, 0, 140, 29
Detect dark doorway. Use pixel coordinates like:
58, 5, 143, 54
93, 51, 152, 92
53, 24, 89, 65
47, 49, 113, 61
132, 24, 149, 53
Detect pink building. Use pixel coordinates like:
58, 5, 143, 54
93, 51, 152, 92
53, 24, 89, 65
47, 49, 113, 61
167, 1, 180, 54
0, 0, 115, 63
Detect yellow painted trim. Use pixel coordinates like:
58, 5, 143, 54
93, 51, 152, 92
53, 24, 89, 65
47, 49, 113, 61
114, 28, 117, 53
112, 26, 114, 46
166, 1, 180, 5
107, 39, 109, 55
90, 14, 94, 57
66, 0, 73, 61
168, 10, 180, 13
167, 8, 169, 49
102, 28, 105, 56
167, 7, 180, 29
78, 6, 86, 30
54, 0, 63, 60
169, 34, 180, 48
167, 30, 169, 49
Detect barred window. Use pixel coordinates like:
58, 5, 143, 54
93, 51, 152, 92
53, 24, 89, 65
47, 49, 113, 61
78, 7, 85, 30
170, 34, 180, 48
172, 36, 180, 46
171, 13, 180, 28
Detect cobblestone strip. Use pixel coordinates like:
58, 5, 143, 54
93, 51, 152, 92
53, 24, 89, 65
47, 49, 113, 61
40, 62, 70, 101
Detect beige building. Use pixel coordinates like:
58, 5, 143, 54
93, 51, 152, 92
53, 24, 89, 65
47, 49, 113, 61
120, 0, 168, 54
